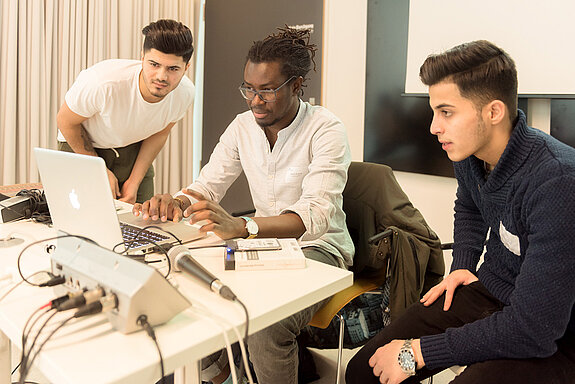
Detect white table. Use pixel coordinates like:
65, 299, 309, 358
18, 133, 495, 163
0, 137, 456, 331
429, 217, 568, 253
0, 220, 352, 384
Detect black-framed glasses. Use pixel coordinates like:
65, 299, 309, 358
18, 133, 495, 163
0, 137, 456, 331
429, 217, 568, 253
238, 76, 296, 103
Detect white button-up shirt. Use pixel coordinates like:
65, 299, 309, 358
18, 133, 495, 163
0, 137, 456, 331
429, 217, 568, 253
185, 100, 354, 266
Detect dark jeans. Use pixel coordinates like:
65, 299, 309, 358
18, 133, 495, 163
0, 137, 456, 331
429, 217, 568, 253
58, 141, 154, 203
247, 246, 340, 384
346, 281, 575, 384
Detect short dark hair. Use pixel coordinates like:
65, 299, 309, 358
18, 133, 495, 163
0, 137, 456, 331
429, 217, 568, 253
142, 19, 194, 63
246, 26, 317, 94
419, 40, 518, 122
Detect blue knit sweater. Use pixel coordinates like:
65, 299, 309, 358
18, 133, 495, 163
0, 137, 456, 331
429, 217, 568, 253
421, 110, 575, 369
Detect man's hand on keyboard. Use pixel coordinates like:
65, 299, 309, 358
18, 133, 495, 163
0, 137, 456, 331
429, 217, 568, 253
132, 193, 185, 222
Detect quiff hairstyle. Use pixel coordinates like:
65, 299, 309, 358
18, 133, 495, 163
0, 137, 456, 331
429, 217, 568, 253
142, 19, 194, 63
246, 26, 317, 94
419, 40, 518, 122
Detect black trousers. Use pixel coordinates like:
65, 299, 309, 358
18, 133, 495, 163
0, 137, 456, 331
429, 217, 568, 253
345, 281, 575, 384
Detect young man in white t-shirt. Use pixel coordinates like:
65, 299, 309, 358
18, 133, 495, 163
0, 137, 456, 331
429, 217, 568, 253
56, 19, 195, 203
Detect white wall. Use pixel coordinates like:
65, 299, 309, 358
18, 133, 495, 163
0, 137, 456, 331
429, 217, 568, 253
321, 1, 552, 247
322, 0, 367, 162
322, 0, 457, 244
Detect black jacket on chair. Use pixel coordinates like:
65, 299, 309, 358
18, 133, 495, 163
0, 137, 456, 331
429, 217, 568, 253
344, 162, 445, 321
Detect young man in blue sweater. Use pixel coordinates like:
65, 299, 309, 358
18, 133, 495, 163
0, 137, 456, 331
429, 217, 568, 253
346, 40, 575, 383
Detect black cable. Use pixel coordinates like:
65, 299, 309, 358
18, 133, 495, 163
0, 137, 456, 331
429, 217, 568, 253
16, 234, 98, 286
114, 237, 172, 277
0, 189, 50, 225
20, 306, 53, 365
18, 309, 60, 383
113, 225, 182, 254
15, 189, 45, 213
18, 307, 55, 380
233, 297, 250, 383
137, 225, 183, 246
18, 189, 51, 225
19, 314, 75, 384
19, 300, 109, 384
0, 271, 48, 304
7, 291, 56, 376
137, 315, 165, 384
29, 211, 52, 225
113, 224, 187, 277
10, 362, 20, 376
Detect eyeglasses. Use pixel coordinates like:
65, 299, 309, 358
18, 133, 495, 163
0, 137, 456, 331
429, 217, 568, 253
238, 76, 296, 103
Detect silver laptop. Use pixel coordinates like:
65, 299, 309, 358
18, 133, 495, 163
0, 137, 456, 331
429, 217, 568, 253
33, 147, 204, 253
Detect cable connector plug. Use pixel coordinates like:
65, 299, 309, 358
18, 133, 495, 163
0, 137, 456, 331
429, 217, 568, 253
49, 291, 83, 309
73, 293, 118, 318
73, 301, 103, 318
38, 273, 66, 287
137, 314, 157, 340
219, 286, 237, 301
56, 287, 104, 311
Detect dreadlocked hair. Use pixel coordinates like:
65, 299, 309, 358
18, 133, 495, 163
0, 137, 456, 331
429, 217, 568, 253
247, 26, 317, 95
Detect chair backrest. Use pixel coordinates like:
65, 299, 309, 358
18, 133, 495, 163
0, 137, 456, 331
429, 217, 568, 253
343, 162, 443, 277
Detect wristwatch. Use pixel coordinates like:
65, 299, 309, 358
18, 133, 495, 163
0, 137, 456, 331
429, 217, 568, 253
398, 339, 417, 376
240, 216, 259, 239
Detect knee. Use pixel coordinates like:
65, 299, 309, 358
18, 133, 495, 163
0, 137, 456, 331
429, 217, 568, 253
249, 320, 297, 354
345, 356, 360, 383
345, 346, 376, 384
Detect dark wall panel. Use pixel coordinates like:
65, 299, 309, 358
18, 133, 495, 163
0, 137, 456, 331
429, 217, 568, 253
365, 0, 454, 178
203, 0, 323, 213
364, 0, 543, 178
551, 100, 575, 148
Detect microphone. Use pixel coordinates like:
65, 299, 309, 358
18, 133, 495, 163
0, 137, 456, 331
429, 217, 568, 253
167, 245, 237, 301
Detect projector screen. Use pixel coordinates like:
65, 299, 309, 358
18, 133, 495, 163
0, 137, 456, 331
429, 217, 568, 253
405, 0, 575, 96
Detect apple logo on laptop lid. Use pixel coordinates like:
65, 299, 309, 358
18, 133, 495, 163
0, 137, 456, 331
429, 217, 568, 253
69, 189, 81, 210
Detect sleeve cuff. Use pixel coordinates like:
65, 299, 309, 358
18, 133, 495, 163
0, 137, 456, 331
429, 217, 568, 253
281, 203, 329, 241
450, 251, 479, 273
420, 334, 455, 370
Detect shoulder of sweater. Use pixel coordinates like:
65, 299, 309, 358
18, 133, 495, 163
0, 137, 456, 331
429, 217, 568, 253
525, 130, 575, 178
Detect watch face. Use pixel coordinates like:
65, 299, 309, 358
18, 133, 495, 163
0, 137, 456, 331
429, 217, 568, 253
246, 219, 258, 235
399, 350, 416, 372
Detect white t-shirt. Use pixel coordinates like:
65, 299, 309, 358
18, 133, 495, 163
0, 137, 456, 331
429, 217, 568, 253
60, 59, 195, 148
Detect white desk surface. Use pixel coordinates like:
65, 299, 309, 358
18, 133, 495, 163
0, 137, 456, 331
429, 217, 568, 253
0, 219, 353, 384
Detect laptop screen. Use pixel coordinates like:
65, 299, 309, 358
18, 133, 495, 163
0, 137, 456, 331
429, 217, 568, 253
33, 147, 125, 250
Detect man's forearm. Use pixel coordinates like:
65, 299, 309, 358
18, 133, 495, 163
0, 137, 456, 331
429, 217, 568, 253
61, 125, 98, 156
56, 101, 97, 156
247, 213, 306, 239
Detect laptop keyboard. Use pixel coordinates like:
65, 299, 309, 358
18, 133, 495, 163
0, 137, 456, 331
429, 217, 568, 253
120, 222, 171, 249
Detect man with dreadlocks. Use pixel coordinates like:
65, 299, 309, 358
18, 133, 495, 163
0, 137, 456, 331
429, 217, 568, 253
134, 27, 354, 383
